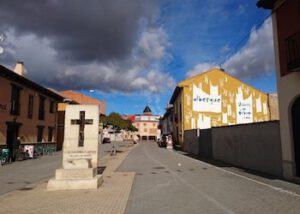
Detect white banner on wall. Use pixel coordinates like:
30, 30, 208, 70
191, 118, 196, 129
236, 87, 253, 124
222, 113, 228, 124
263, 102, 268, 115
197, 114, 211, 129
192, 83, 222, 113
256, 96, 262, 113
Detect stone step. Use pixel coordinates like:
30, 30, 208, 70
55, 168, 97, 179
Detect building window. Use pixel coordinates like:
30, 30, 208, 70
37, 126, 44, 142
10, 84, 21, 115
49, 101, 55, 113
28, 95, 34, 119
38, 96, 45, 120
179, 103, 182, 123
144, 128, 147, 132
153, 123, 156, 127
286, 31, 300, 71
174, 113, 178, 123
48, 127, 54, 142
144, 123, 147, 126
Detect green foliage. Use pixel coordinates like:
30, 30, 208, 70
127, 122, 138, 132
100, 112, 138, 132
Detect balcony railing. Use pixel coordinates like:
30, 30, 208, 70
286, 31, 300, 72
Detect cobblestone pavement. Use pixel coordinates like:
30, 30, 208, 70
0, 141, 136, 214
119, 142, 300, 214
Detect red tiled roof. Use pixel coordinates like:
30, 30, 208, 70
122, 115, 136, 121
59, 90, 106, 115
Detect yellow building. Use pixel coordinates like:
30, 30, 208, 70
170, 68, 276, 148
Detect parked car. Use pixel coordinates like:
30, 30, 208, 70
102, 137, 111, 144
157, 135, 167, 148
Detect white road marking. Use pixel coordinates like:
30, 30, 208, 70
173, 151, 300, 198
143, 145, 236, 214
215, 167, 300, 197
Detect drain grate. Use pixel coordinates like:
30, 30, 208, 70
97, 166, 106, 174
153, 166, 165, 170
19, 187, 34, 191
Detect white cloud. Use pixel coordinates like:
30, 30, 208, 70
186, 62, 218, 78
223, 17, 275, 78
1, 27, 175, 94
186, 17, 275, 79
220, 45, 231, 54
138, 28, 170, 61
237, 5, 246, 14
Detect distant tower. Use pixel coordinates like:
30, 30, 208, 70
143, 106, 152, 115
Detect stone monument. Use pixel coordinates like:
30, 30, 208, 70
47, 105, 103, 190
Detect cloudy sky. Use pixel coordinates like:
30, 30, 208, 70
0, 0, 275, 115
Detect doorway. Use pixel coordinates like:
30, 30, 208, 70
148, 136, 156, 141
6, 122, 21, 158
292, 97, 300, 176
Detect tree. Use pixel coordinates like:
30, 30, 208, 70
100, 112, 137, 131
126, 120, 138, 132
128, 124, 138, 132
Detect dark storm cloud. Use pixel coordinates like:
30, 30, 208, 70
0, 0, 157, 63
0, 0, 175, 93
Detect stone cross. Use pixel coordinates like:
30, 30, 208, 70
62, 105, 99, 169
47, 105, 103, 190
71, 111, 93, 147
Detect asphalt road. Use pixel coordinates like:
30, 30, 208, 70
119, 142, 300, 214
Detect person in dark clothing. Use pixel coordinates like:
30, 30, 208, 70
12, 137, 21, 162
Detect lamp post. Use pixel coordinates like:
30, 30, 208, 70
88, 89, 101, 143
0, 33, 4, 55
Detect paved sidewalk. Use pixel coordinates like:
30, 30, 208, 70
0, 153, 62, 195
0, 141, 131, 195
0, 143, 137, 214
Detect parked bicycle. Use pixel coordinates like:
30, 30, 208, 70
16, 147, 30, 161
0, 148, 10, 165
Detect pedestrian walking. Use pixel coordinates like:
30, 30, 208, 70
166, 135, 173, 150
133, 135, 139, 144
12, 137, 20, 162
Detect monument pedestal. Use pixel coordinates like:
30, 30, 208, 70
47, 174, 103, 191
47, 159, 103, 191
47, 105, 103, 191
